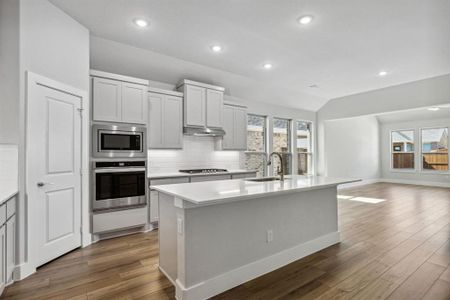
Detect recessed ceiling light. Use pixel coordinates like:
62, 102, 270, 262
134, 19, 148, 28
298, 15, 313, 25
211, 45, 222, 52
263, 63, 273, 70
427, 107, 440, 111
378, 71, 388, 76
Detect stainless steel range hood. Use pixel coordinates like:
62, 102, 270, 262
183, 126, 226, 136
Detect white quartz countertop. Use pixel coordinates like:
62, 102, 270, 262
148, 169, 256, 179
151, 175, 360, 206
0, 180, 18, 205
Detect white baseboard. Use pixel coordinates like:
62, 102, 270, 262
174, 231, 340, 300
380, 178, 450, 188
14, 262, 36, 281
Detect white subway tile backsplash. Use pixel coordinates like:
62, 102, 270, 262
148, 136, 243, 172
0, 144, 18, 183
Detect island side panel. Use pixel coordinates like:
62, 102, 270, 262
182, 186, 339, 290
158, 192, 178, 284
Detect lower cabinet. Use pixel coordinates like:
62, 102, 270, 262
6, 216, 15, 284
0, 195, 16, 295
0, 225, 5, 293
149, 172, 257, 225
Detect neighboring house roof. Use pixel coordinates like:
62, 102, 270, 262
392, 131, 414, 143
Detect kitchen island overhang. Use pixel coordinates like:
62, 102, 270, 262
152, 176, 359, 300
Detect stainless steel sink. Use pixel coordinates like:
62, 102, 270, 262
246, 177, 281, 182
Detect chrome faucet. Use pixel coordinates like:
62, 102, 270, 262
267, 152, 284, 181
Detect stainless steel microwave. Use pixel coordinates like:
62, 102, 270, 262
92, 124, 146, 158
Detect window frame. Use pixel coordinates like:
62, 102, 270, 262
390, 129, 416, 172
272, 117, 293, 175
245, 114, 269, 176
296, 120, 314, 175
419, 126, 449, 173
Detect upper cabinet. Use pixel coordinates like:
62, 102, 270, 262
91, 70, 148, 124
220, 104, 248, 150
177, 80, 224, 128
148, 88, 183, 149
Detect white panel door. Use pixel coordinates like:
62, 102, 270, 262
121, 82, 147, 124
234, 107, 248, 150
148, 93, 164, 148
222, 106, 234, 149
163, 95, 183, 148
27, 83, 82, 267
92, 77, 121, 122
206, 89, 223, 128
185, 85, 206, 127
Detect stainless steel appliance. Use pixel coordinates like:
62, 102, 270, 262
179, 168, 228, 174
93, 160, 147, 211
93, 124, 146, 158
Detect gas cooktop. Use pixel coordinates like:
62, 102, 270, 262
179, 168, 228, 174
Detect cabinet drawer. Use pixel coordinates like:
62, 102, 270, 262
6, 197, 16, 219
190, 175, 231, 182
150, 177, 189, 186
231, 172, 257, 179
93, 207, 147, 233
0, 204, 6, 226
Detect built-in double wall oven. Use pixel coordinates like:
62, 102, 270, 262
92, 124, 147, 212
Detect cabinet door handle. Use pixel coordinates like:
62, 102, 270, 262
37, 182, 54, 187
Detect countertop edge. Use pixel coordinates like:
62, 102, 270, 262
152, 178, 361, 206
0, 190, 18, 206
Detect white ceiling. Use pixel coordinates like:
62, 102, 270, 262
50, 0, 450, 111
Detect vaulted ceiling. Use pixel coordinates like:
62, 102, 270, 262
50, 0, 450, 111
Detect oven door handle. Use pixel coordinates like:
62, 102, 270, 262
94, 167, 146, 173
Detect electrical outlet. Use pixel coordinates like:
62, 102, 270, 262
267, 229, 273, 243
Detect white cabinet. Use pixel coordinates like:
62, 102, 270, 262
6, 216, 15, 284
231, 172, 257, 179
121, 82, 147, 124
149, 190, 159, 223
206, 89, 224, 128
184, 85, 206, 127
190, 175, 231, 182
148, 89, 183, 149
149, 177, 190, 224
178, 80, 224, 129
0, 195, 16, 295
220, 104, 248, 150
91, 70, 149, 124
0, 226, 5, 293
92, 77, 122, 122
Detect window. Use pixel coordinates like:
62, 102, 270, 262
245, 114, 267, 177
272, 118, 291, 175
391, 130, 415, 169
421, 128, 448, 171
297, 121, 313, 175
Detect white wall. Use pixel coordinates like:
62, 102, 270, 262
0, 0, 20, 144
380, 118, 450, 186
17, 0, 90, 275
322, 116, 380, 182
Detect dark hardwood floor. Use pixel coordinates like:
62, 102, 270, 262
2, 183, 450, 299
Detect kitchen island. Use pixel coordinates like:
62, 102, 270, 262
152, 175, 359, 300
